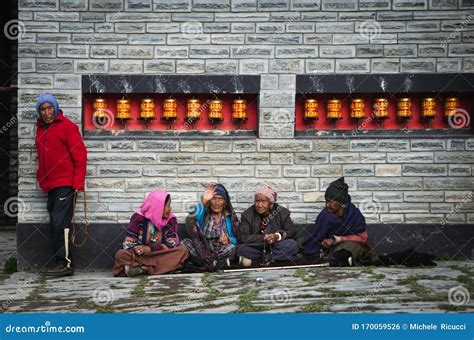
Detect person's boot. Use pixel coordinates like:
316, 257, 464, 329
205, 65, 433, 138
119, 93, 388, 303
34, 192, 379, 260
44, 264, 74, 277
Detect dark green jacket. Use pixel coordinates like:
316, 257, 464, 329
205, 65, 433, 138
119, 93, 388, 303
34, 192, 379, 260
237, 203, 296, 244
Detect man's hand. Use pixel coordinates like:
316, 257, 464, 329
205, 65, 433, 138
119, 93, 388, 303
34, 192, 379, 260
218, 235, 230, 245
321, 237, 335, 249
134, 245, 151, 256
264, 233, 278, 244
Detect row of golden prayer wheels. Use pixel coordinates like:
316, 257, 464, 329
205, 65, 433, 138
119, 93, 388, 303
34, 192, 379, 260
303, 97, 461, 121
92, 97, 248, 129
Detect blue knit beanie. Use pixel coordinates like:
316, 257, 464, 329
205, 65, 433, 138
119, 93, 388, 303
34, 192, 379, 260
36, 93, 59, 117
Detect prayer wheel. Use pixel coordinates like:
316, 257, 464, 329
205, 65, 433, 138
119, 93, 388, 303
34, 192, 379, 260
373, 98, 389, 129
162, 98, 177, 129
397, 98, 412, 119
327, 99, 342, 120
304, 99, 319, 121
422, 98, 436, 119
232, 99, 247, 126
373, 98, 389, 119
444, 97, 459, 117
139, 98, 155, 129
186, 99, 201, 120
350, 98, 365, 119
92, 98, 111, 129
209, 99, 224, 127
116, 97, 131, 129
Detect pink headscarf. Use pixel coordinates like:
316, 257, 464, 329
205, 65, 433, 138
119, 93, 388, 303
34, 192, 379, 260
255, 185, 278, 204
138, 189, 176, 230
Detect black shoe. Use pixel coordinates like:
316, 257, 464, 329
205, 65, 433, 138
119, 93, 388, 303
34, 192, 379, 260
44, 265, 74, 277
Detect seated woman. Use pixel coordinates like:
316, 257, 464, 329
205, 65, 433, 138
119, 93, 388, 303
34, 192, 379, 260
237, 185, 299, 267
113, 189, 189, 277
182, 184, 238, 271
304, 177, 372, 267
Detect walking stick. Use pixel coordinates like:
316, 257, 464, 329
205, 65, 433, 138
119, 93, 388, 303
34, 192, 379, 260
71, 190, 89, 247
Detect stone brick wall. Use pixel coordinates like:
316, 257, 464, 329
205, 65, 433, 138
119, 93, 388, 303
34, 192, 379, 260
17, 0, 474, 225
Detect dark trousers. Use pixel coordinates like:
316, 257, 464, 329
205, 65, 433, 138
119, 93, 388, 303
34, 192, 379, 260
237, 239, 299, 263
47, 186, 74, 268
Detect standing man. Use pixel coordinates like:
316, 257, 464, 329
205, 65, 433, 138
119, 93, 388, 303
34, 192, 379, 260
35, 93, 87, 276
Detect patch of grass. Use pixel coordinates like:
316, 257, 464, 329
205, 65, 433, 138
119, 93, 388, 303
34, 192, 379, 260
399, 276, 430, 299
301, 301, 330, 313
75, 298, 115, 313
435, 253, 451, 261
4, 257, 17, 274
132, 276, 148, 298
295, 268, 316, 285
237, 290, 268, 313
28, 276, 47, 300
449, 265, 474, 291
373, 273, 386, 280
361, 267, 375, 275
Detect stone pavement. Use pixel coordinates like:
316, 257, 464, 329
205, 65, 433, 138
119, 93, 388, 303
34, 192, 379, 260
0, 230, 472, 314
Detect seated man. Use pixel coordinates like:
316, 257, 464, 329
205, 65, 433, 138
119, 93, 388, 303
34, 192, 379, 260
237, 185, 299, 267
304, 177, 372, 267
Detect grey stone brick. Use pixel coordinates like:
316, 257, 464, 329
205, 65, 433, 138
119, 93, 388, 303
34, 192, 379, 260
118, 46, 154, 59
373, 192, 403, 202
435, 152, 474, 163
108, 12, 170, 22
231, 23, 255, 33
246, 34, 302, 44
147, 23, 180, 33
240, 60, 269, 74
350, 140, 377, 152
255, 165, 282, 177
370, 33, 397, 44
316, 22, 353, 33
384, 45, 417, 57
411, 140, 446, 151
426, 178, 474, 190
231, 46, 274, 58
449, 43, 474, 56
256, 23, 285, 33
399, 32, 460, 43
401, 59, 436, 72
403, 164, 447, 176
259, 140, 312, 152
404, 191, 444, 202
98, 165, 142, 177
190, 46, 229, 58
74, 60, 108, 73
80, 12, 105, 22
87, 179, 125, 192
215, 12, 269, 21
357, 45, 384, 57
94, 23, 114, 33
246, 179, 294, 191
270, 153, 294, 164
321, 0, 357, 11
57, 45, 88, 58
242, 153, 270, 164
159, 154, 194, 164
126, 179, 166, 192
37, 59, 73, 72
60, 22, 94, 32
390, 203, 430, 212
419, 45, 447, 57
306, 59, 335, 73
213, 165, 254, 177
387, 152, 433, 163
378, 140, 409, 151
90, 0, 123, 11
115, 23, 146, 34
89, 153, 156, 164
203, 23, 230, 33
312, 164, 343, 177
61, 0, 88, 10
330, 153, 359, 163
204, 141, 233, 153
283, 165, 310, 177
314, 140, 349, 151
125, 0, 153, 10
143, 165, 178, 177
290, 0, 320, 10
37, 33, 71, 43
343, 164, 374, 176
260, 74, 279, 90
393, 0, 427, 9
19, 44, 55, 58
295, 153, 329, 164
269, 59, 304, 73
54, 74, 81, 89
447, 139, 465, 151
358, 178, 423, 190
155, 46, 188, 58
154, 0, 191, 11
195, 154, 240, 164
301, 12, 337, 21
72, 33, 128, 44
436, 58, 462, 72
358, 0, 390, 10
91, 46, 118, 58
340, 12, 376, 21
233, 140, 257, 152
260, 90, 294, 107
276, 46, 316, 58
212, 34, 244, 44
304, 34, 332, 44
178, 166, 212, 177
20, 0, 58, 10
206, 60, 238, 73
336, 59, 370, 73
259, 124, 294, 138
286, 23, 315, 33
371, 59, 400, 72
231, 0, 257, 11
35, 11, 79, 21
176, 60, 205, 73
24, 21, 59, 33
320, 46, 356, 58
407, 21, 440, 32
295, 179, 319, 191
193, 0, 230, 11
448, 164, 471, 176
257, 0, 289, 11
